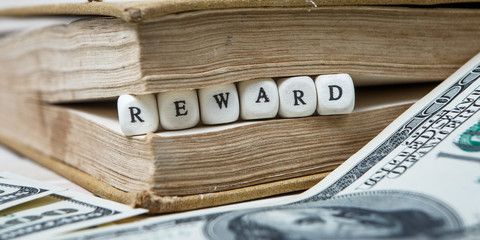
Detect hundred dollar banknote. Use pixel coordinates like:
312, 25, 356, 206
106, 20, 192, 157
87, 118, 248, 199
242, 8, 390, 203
58, 53, 480, 240
0, 188, 147, 240
0, 172, 65, 211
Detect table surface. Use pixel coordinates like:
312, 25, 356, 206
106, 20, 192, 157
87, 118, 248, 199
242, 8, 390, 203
0, 144, 91, 194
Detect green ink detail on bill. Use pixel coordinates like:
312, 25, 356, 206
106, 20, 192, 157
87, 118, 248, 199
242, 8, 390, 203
456, 122, 480, 152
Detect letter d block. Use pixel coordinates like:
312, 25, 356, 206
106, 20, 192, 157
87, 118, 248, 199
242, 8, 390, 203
157, 90, 200, 130
277, 76, 317, 118
315, 73, 355, 115
117, 94, 159, 136
199, 83, 239, 125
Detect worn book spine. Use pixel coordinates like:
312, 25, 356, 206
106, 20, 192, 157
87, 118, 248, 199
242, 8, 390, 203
0, 0, 479, 22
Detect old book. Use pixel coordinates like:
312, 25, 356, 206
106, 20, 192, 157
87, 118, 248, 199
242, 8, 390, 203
0, 1, 479, 213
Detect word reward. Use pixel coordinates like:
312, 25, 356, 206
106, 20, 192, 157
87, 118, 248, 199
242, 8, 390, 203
117, 74, 355, 136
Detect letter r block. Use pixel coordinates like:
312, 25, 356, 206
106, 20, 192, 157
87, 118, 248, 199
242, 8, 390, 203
199, 83, 240, 125
157, 90, 200, 130
315, 73, 355, 115
238, 78, 279, 120
277, 76, 317, 118
117, 94, 159, 136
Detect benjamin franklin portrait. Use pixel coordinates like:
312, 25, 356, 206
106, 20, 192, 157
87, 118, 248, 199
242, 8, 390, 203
204, 190, 462, 240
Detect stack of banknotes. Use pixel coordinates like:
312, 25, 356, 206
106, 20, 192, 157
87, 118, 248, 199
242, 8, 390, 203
0, 172, 146, 240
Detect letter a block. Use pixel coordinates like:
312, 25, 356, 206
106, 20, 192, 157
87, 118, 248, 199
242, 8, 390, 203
238, 78, 279, 120
277, 76, 317, 118
157, 90, 200, 130
117, 94, 159, 136
199, 83, 240, 125
315, 73, 355, 115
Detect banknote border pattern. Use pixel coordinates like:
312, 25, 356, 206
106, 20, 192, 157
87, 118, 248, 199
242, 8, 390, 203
303, 64, 480, 202
0, 194, 120, 240
0, 183, 48, 204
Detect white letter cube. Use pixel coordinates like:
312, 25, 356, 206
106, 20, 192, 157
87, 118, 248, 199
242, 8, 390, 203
238, 78, 279, 120
117, 94, 159, 136
315, 73, 355, 115
199, 83, 240, 125
157, 90, 200, 130
277, 76, 317, 118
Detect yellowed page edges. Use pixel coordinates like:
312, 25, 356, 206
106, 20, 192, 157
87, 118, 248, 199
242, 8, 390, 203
0, 134, 328, 214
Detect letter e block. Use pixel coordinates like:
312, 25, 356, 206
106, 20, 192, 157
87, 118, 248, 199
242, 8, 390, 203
238, 78, 279, 120
199, 83, 239, 125
157, 90, 200, 130
277, 76, 317, 118
315, 73, 355, 115
117, 94, 159, 136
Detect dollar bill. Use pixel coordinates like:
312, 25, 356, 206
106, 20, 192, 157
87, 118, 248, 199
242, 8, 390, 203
58, 53, 480, 239
0, 189, 147, 240
0, 172, 65, 211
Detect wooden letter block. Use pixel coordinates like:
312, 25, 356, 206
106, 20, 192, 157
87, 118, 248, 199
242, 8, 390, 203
277, 76, 317, 118
117, 94, 159, 136
238, 78, 279, 120
157, 90, 200, 130
315, 73, 355, 115
199, 83, 240, 125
